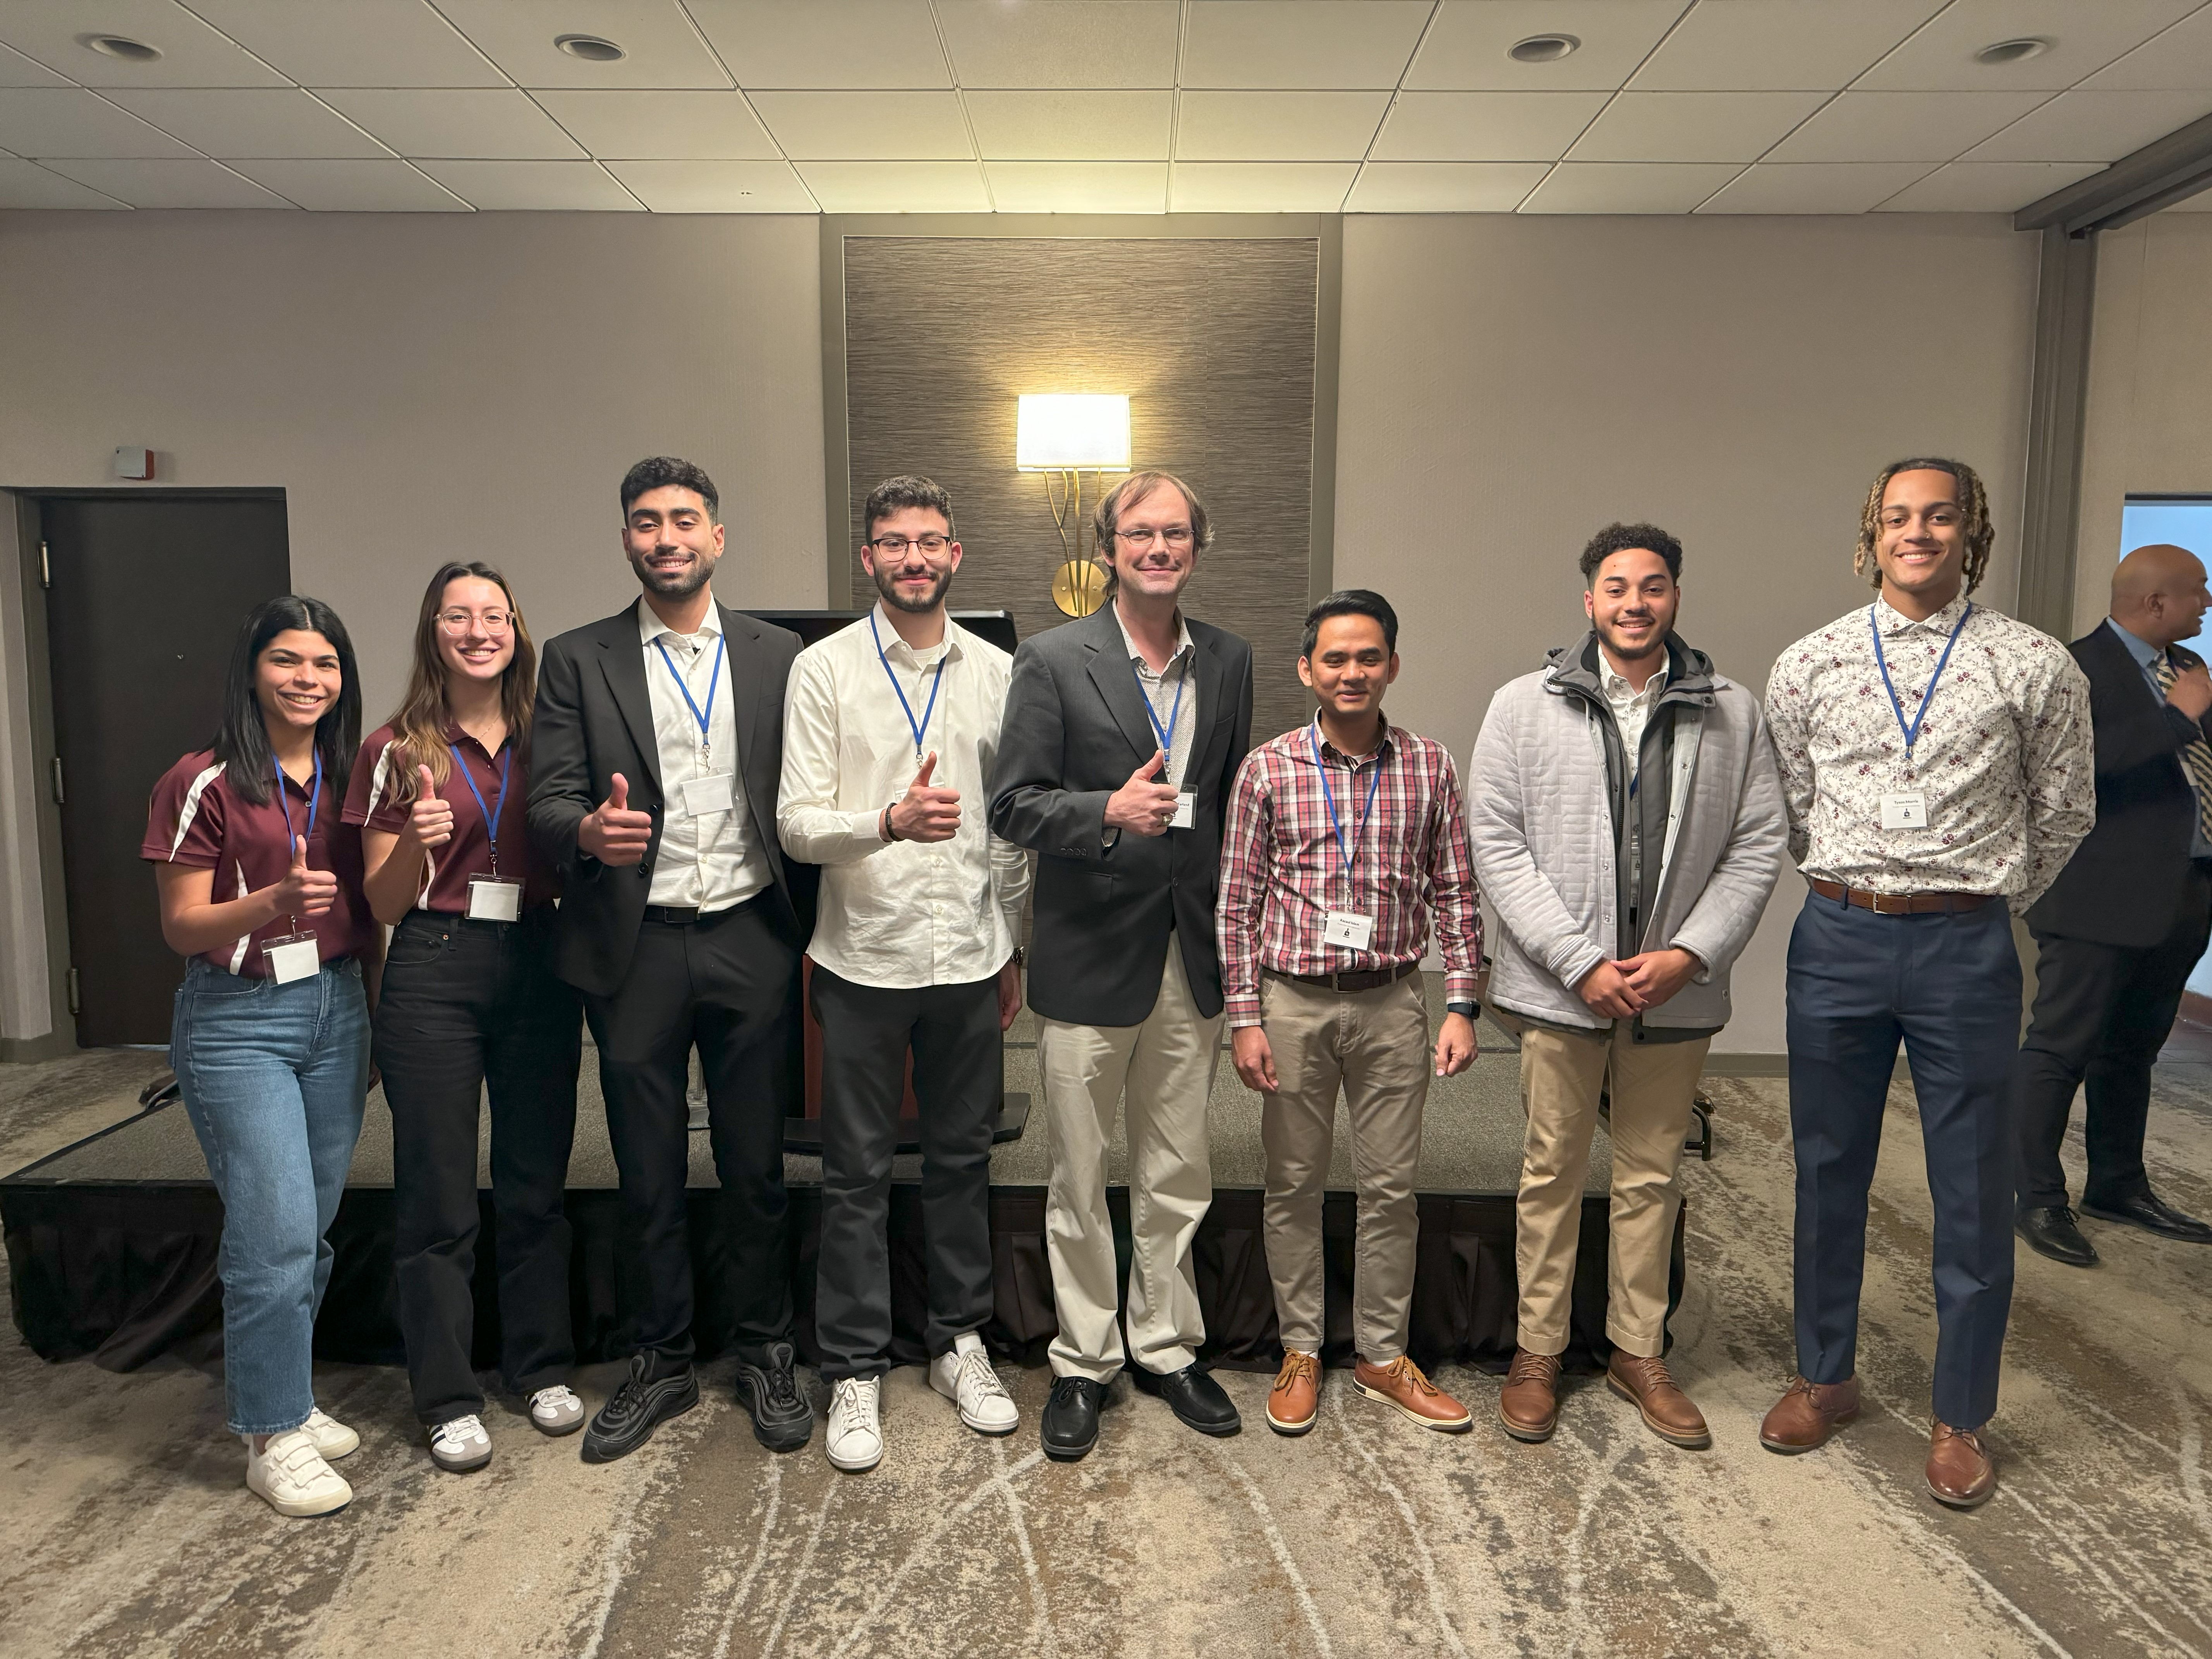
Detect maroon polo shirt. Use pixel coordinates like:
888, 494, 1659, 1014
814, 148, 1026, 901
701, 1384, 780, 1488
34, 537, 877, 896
344, 722, 557, 913
142, 747, 374, 976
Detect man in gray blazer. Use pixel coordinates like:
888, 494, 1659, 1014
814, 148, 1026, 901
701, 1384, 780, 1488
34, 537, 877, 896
989, 469, 1254, 1461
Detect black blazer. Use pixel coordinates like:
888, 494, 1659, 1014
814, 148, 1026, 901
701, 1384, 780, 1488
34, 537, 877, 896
527, 600, 816, 997
2027, 622, 2210, 949
989, 605, 1254, 1025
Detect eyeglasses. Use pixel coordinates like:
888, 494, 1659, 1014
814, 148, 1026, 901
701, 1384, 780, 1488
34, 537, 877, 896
436, 609, 513, 634
868, 533, 953, 556
1112, 526, 1194, 550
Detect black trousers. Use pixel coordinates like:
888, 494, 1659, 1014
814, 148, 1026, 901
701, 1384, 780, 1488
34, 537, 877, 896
2013, 864, 2212, 1213
374, 907, 583, 1425
811, 968, 1002, 1382
583, 898, 800, 1370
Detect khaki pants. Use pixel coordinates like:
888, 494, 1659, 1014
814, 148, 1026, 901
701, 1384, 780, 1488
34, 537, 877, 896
1259, 970, 1430, 1363
1037, 939, 1224, 1381
1515, 1022, 1708, 1358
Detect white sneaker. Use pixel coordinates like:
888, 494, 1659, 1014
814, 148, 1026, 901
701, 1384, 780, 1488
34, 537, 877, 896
428, 1413, 493, 1472
245, 1429, 352, 1518
529, 1385, 586, 1436
931, 1333, 1018, 1436
304, 1407, 359, 1461
825, 1377, 883, 1472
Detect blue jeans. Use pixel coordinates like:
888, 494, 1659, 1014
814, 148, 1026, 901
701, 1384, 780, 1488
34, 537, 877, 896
170, 957, 371, 1435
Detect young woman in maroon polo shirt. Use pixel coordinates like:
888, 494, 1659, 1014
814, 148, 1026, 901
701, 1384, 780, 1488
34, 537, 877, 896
143, 594, 375, 1519
347, 561, 582, 1472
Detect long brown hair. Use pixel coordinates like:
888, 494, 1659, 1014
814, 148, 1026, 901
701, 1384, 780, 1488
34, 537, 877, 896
384, 562, 537, 803
1854, 457, 1994, 596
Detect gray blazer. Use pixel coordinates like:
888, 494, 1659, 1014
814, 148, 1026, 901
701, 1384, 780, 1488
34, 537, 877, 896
988, 604, 1254, 1025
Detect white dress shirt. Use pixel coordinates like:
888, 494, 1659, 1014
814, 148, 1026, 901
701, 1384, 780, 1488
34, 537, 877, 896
637, 595, 773, 911
778, 605, 1031, 989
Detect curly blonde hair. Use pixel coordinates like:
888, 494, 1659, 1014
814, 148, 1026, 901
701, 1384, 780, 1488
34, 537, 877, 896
1853, 457, 1993, 594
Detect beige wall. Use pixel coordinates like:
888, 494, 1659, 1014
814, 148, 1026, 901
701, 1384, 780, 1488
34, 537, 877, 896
1333, 213, 2041, 1054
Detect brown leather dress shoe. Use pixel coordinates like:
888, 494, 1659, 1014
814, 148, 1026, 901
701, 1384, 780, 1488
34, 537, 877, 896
1759, 1375, 1861, 1453
1267, 1349, 1321, 1436
1353, 1355, 1472, 1432
1926, 1421, 1997, 1509
1605, 1351, 1710, 1449
1498, 1348, 1562, 1443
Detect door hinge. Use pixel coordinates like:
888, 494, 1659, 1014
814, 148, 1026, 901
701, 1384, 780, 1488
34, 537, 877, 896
39, 540, 50, 589
50, 755, 64, 805
66, 967, 80, 1016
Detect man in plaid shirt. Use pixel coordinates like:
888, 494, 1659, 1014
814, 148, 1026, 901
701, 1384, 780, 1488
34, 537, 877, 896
1217, 589, 1483, 1438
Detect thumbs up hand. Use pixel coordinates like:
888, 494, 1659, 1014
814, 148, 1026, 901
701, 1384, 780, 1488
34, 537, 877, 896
887, 748, 962, 843
1105, 749, 1182, 837
580, 771, 655, 866
275, 834, 340, 916
406, 764, 455, 849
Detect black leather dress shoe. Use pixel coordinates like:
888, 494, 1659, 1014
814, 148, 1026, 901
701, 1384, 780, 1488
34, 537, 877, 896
581, 1354, 699, 1463
1134, 1363, 1241, 1437
2082, 1188, 2212, 1243
735, 1341, 814, 1452
2016, 1205, 2098, 1267
1042, 1376, 1106, 1461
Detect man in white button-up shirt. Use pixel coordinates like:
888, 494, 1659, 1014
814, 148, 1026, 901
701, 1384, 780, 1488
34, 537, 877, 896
779, 476, 1030, 1473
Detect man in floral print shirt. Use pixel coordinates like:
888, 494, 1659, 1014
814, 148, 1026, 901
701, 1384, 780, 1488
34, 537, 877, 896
1759, 457, 2092, 1511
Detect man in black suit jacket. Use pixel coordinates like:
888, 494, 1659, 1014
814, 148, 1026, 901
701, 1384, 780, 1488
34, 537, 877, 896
2015, 543, 2212, 1266
989, 470, 1254, 1461
529, 456, 818, 1460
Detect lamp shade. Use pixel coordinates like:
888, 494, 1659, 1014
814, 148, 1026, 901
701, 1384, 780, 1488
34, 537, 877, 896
1015, 394, 1131, 472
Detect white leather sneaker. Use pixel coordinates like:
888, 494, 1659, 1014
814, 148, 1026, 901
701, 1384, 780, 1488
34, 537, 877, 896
429, 1413, 493, 1472
529, 1385, 586, 1436
245, 1429, 352, 1518
304, 1407, 359, 1460
930, 1333, 1018, 1436
825, 1377, 882, 1472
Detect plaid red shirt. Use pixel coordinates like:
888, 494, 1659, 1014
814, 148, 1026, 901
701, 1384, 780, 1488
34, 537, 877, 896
1216, 718, 1482, 1028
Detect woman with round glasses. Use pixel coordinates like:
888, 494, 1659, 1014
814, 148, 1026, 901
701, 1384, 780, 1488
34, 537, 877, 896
346, 563, 583, 1472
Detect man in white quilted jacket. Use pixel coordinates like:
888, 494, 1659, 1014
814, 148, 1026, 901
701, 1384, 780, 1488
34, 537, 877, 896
1467, 522, 1786, 1450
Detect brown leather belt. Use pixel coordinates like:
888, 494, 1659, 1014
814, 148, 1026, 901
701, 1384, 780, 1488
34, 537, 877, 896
1809, 879, 1996, 915
1266, 960, 1421, 994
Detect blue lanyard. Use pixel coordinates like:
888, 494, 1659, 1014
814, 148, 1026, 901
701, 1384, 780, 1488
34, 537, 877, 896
868, 611, 946, 763
1132, 656, 1187, 762
273, 750, 322, 848
1310, 720, 1383, 879
653, 634, 725, 755
1870, 602, 1972, 763
447, 741, 512, 874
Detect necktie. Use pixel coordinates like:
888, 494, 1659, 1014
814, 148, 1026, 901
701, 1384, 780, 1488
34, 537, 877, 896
2152, 654, 2212, 845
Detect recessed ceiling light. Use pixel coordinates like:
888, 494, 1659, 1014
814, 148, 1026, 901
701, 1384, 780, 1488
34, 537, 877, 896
78, 33, 163, 62
1508, 33, 1581, 64
1975, 37, 2051, 66
555, 33, 626, 62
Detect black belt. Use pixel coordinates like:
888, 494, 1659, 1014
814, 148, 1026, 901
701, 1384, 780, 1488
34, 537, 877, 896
1265, 960, 1420, 994
643, 892, 763, 926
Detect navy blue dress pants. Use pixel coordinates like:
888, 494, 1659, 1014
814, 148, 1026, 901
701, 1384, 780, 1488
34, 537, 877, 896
1784, 889, 2021, 1430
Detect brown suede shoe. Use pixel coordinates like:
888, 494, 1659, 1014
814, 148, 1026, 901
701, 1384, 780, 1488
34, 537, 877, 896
1758, 1374, 1861, 1453
1498, 1348, 1562, 1443
1267, 1349, 1321, 1436
1605, 1351, 1710, 1449
1353, 1355, 1472, 1432
1926, 1421, 1997, 1509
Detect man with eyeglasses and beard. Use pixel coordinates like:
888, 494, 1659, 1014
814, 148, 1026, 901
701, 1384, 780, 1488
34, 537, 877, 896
777, 476, 1030, 1473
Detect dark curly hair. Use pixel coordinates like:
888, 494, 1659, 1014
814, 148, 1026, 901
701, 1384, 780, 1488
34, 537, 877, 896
620, 455, 719, 521
1855, 457, 1992, 594
864, 474, 954, 539
1579, 522, 1683, 585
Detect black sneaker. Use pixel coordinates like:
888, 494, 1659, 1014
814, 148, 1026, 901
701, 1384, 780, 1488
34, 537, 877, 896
734, 1340, 814, 1452
1041, 1376, 1106, 1461
580, 1354, 698, 1464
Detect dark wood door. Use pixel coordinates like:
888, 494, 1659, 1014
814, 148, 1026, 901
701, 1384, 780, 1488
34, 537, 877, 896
42, 495, 291, 1046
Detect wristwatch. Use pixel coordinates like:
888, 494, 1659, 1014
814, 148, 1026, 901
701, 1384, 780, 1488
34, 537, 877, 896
1444, 1000, 1479, 1020
1008, 946, 1027, 968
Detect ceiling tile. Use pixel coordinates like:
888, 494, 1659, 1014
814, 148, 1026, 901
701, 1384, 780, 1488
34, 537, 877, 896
1181, 2, 1432, 91
1371, 92, 1608, 163
792, 160, 991, 211
985, 160, 1168, 211
1173, 91, 1391, 162
1518, 160, 1744, 213
224, 158, 471, 210
189, 0, 503, 88
314, 89, 586, 160
1167, 160, 1358, 211
1875, 160, 2106, 212
434, 0, 732, 91
0, 41, 70, 88
1567, 90, 1829, 162
2087, 5, 2212, 90
964, 90, 1172, 160
0, 88, 199, 159
1966, 89, 2212, 163
936, 2, 1180, 89
532, 90, 780, 159
104, 89, 391, 159
1410, 2, 1684, 93
750, 91, 971, 160
413, 160, 644, 210
1630, 0, 1946, 91
1345, 160, 1549, 211
1763, 90, 2051, 163
1855, 0, 2199, 92
601, 158, 817, 210
1693, 160, 1939, 213
685, 1, 951, 90
0, 0, 288, 88
40, 156, 293, 207
0, 157, 129, 206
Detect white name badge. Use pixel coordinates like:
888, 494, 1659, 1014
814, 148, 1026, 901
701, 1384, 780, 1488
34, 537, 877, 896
261, 933, 319, 984
1879, 792, 1929, 831
1171, 790, 1196, 830
1322, 909, 1376, 950
467, 875, 524, 922
678, 773, 736, 818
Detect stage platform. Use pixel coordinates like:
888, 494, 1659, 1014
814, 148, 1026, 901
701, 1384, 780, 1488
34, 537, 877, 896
3, 991, 1683, 1378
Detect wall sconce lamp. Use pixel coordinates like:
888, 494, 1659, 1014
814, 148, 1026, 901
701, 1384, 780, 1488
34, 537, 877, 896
1016, 393, 1130, 617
